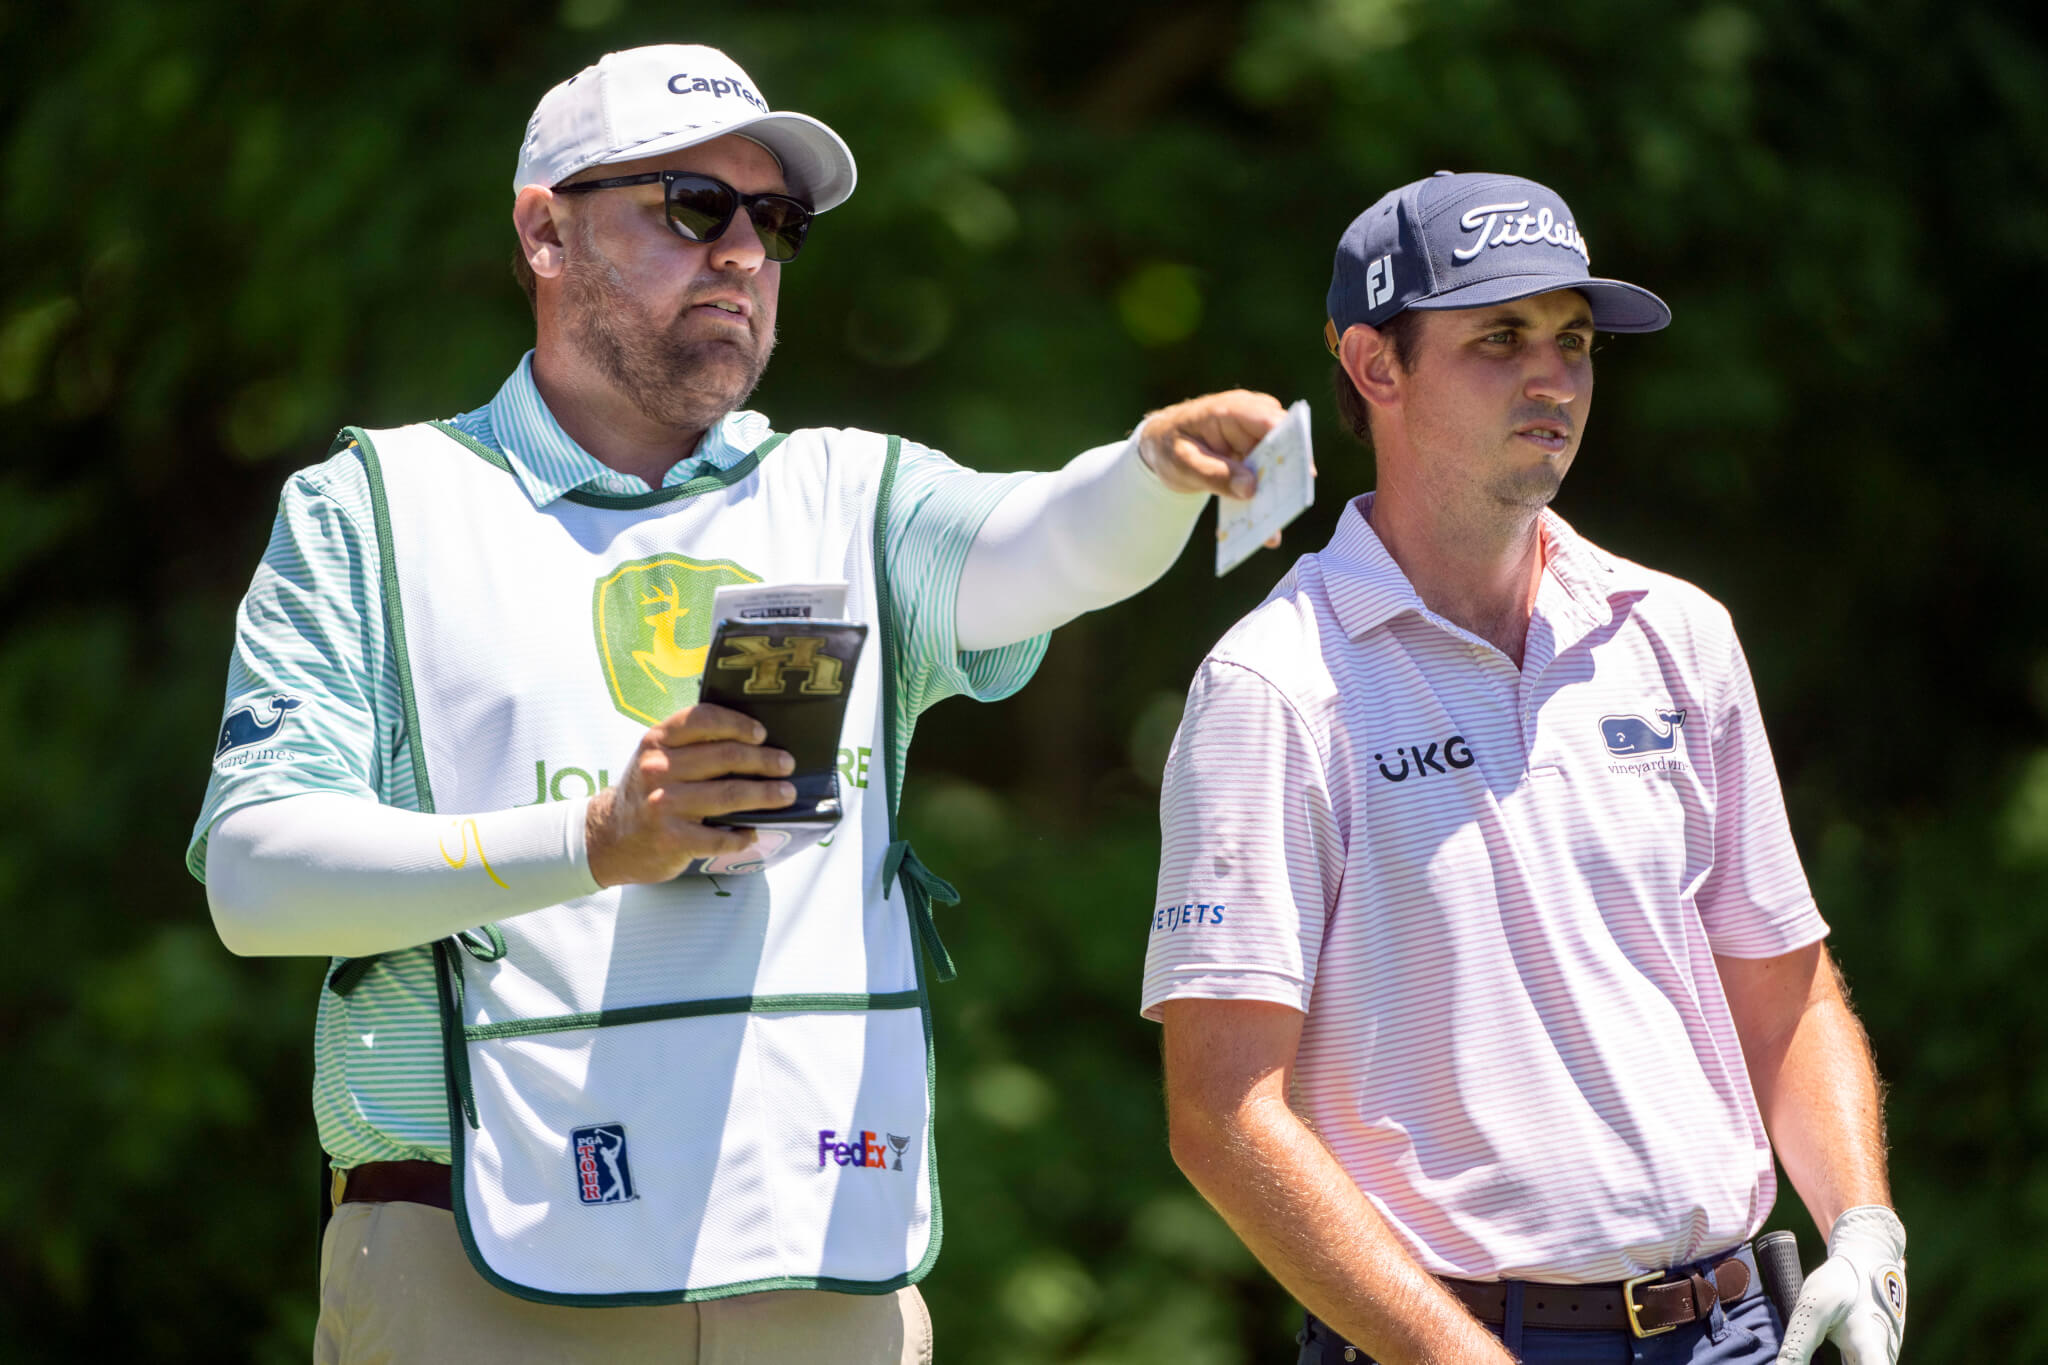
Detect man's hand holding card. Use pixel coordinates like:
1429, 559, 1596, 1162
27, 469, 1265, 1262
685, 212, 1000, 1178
1134, 391, 1316, 576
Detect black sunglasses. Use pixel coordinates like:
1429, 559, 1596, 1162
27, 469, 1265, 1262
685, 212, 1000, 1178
554, 171, 814, 262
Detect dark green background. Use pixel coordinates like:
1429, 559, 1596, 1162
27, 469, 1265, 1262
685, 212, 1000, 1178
4, 0, 2043, 1357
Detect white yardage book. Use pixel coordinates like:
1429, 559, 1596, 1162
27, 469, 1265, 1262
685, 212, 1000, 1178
1215, 399, 1315, 576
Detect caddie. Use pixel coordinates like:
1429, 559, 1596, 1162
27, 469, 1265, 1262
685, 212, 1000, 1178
190, 44, 1286, 1363
1143, 171, 1906, 1365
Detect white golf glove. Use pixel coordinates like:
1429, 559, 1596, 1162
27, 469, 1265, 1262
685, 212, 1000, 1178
1776, 1205, 1907, 1364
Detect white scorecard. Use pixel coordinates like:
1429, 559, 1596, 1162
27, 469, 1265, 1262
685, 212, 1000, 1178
1215, 399, 1315, 576
711, 581, 850, 623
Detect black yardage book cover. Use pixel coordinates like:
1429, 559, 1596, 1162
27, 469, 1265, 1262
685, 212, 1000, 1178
696, 619, 868, 828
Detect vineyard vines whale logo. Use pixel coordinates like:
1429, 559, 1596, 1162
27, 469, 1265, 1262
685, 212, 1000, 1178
1600, 709, 1685, 757
216, 695, 303, 756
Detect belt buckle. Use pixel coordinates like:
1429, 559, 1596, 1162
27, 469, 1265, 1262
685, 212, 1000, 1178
1623, 1270, 1677, 1338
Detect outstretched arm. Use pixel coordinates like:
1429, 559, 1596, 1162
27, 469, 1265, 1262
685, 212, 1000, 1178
956, 391, 1286, 651
1162, 998, 1515, 1365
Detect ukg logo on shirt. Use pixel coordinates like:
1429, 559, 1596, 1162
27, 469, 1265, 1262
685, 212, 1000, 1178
818, 1128, 910, 1172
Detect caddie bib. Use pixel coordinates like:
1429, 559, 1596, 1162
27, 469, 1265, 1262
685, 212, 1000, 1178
344, 420, 949, 1306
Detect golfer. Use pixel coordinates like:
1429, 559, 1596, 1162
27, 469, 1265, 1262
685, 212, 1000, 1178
1144, 171, 1905, 1365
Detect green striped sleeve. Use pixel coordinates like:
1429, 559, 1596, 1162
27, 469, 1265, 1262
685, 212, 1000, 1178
186, 448, 419, 880
881, 437, 1051, 719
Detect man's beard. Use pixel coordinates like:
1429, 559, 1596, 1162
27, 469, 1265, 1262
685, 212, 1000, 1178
560, 239, 774, 434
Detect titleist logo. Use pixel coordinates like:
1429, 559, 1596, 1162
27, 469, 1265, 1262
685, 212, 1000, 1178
1452, 201, 1591, 265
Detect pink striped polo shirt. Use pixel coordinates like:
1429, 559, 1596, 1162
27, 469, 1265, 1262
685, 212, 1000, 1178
1143, 494, 1826, 1284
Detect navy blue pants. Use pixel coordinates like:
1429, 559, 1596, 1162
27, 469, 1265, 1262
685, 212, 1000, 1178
1297, 1248, 1782, 1364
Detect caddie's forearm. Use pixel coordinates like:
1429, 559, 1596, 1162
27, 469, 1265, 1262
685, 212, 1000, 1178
955, 436, 1208, 652
204, 792, 599, 958
1169, 1096, 1513, 1365
1750, 971, 1892, 1230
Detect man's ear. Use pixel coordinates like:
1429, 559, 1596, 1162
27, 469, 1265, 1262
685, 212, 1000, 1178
1338, 323, 1402, 413
513, 186, 568, 279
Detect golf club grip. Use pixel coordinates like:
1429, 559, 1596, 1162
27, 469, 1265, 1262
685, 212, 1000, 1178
1754, 1229, 1805, 1325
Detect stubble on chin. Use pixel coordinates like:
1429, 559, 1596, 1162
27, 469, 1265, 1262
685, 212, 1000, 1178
561, 248, 775, 435
1491, 458, 1568, 512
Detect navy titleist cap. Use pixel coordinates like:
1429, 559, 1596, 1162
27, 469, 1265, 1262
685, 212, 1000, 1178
1324, 171, 1670, 354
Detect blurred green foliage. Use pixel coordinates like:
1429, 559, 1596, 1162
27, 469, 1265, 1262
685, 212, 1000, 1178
3, 0, 2045, 1357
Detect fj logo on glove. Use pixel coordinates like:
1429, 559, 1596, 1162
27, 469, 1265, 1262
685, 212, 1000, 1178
1878, 1267, 1906, 1322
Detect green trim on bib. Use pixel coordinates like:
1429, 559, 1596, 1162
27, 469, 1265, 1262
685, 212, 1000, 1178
324, 425, 442, 1001
434, 939, 482, 1130
428, 420, 787, 508
871, 433, 949, 1294
463, 990, 922, 1042
343, 426, 435, 815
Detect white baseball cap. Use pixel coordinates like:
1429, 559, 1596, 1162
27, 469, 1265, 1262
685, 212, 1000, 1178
514, 44, 857, 210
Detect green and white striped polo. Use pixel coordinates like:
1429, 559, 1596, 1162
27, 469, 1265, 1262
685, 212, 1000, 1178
187, 351, 1048, 1168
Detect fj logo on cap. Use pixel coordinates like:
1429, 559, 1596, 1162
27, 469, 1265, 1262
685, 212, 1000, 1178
667, 71, 768, 112
572, 1123, 636, 1204
1364, 254, 1394, 309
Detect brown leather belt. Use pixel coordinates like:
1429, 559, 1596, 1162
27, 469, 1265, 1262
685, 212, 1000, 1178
333, 1159, 452, 1212
341, 1159, 1752, 1341
1439, 1256, 1753, 1337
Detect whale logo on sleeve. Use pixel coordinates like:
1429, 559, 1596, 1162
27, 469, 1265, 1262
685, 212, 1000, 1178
216, 695, 304, 756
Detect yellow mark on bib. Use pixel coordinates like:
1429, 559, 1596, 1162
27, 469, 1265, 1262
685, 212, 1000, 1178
440, 818, 508, 890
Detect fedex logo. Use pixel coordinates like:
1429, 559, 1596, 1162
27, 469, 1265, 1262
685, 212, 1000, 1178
817, 1128, 909, 1171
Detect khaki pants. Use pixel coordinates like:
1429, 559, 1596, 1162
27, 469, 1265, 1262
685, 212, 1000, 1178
316, 1201, 934, 1365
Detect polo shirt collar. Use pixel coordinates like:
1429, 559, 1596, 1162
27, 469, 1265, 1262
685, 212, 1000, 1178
1319, 493, 1655, 641
480, 351, 774, 508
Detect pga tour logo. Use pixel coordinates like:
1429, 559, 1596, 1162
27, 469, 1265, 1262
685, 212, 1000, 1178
571, 1123, 636, 1204
817, 1128, 910, 1172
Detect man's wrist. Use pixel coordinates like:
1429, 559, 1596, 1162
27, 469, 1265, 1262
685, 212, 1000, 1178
1829, 1204, 1906, 1258
1123, 431, 1213, 504
583, 789, 617, 888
